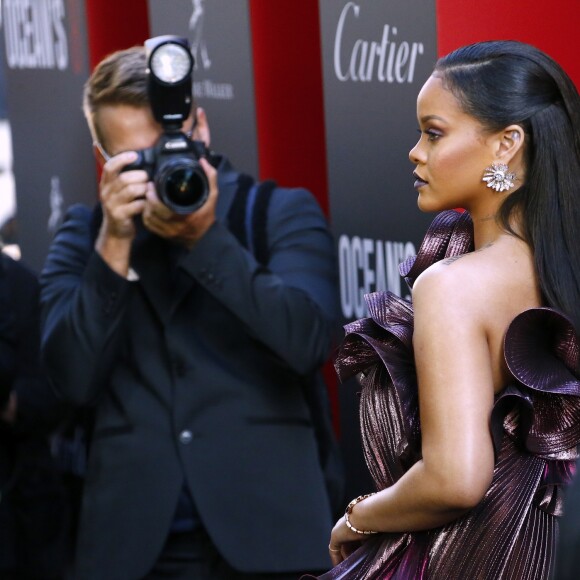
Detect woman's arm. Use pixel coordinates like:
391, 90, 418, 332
329, 260, 496, 561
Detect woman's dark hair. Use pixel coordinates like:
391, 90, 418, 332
435, 40, 580, 332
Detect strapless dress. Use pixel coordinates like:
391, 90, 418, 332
319, 210, 580, 579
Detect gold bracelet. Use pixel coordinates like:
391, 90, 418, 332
344, 493, 379, 535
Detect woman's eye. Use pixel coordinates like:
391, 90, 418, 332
425, 130, 441, 142
416, 128, 442, 142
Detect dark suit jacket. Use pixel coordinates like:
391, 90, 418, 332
554, 459, 580, 579
0, 253, 68, 579
40, 157, 340, 579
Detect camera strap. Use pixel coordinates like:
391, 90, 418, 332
227, 176, 277, 266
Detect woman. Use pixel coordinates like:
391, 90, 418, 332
321, 40, 580, 579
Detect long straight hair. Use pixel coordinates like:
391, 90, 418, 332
435, 40, 580, 332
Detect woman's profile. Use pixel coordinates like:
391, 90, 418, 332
317, 40, 580, 579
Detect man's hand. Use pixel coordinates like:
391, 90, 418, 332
96, 151, 149, 276
142, 157, 218, 248
99, 151, 149, 240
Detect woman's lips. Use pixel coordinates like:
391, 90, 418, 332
413, 171, 428, 189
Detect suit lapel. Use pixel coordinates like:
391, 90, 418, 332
130, 230, 175, 324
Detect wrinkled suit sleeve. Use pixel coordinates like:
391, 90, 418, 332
40, 204, 134, 405
0, 255, 65, 432
179, 187, 339, 375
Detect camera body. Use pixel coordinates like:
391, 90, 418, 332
123, 131, 209, 215
122, 35, 209, 215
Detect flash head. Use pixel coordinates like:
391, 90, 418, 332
145, 35, 194, 129
149, 40, 192, 84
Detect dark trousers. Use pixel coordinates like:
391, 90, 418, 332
142, 528, 321, 580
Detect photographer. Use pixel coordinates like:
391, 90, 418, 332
40, 39, 341, 579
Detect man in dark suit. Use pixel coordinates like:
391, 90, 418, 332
40, 42, 341, 579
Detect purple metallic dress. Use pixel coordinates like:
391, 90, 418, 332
323, 210, 580, 579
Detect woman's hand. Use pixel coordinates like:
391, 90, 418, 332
328, 515, 365, 566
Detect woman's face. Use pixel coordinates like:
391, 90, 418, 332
409, 74, 498, 215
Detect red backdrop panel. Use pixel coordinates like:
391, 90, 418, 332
248, 0, 329, 214
85, 0, 151, 70
437, 0, 579, 86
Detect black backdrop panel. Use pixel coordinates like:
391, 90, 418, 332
147, 0, 258, 178
319, 0, 437, 498
1, 0, 97, 272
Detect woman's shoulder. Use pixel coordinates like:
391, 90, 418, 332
413, 236, 539, 322
413, 247, 493, 302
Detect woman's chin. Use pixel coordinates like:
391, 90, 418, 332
417, 193, 437, 213
417, 192, 456, 214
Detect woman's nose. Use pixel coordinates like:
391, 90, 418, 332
409, 140, 422, 164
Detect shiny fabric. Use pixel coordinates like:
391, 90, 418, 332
323, 210, 580, 579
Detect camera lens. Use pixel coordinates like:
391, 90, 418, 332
156, 158, 209, 214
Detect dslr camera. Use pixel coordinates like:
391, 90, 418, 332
122, 35, 209, 214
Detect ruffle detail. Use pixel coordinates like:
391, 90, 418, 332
491, 307, 580, 515
334, 291, 420, 488
399, 209, 473, 288
491, 307, 580, 454
335, 291, 414, 384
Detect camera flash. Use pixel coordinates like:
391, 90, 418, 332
150, 43, 192, 84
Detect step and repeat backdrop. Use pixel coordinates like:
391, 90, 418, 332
0, 0, 97, 270
0, 0, 577, 498
147, 0, 259, 179
320, 0, 435, 318
319, 0, 437, 496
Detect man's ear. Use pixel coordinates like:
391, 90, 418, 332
93, 143, 107, 167
194, 107, 211, 148
496, 124, 525, 165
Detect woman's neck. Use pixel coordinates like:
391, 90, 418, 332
471, 213, 503, 249
467, 195, 524, 250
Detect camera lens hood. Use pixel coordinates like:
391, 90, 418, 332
155, 156, 209, 214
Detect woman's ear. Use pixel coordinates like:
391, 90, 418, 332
496, 124, 525, 165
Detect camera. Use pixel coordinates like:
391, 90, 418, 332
122, 35, 209, 215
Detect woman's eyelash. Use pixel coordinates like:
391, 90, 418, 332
417, 128, 441, 141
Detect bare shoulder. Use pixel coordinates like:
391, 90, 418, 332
412, 236, 540, 327
413, 250, 491, 317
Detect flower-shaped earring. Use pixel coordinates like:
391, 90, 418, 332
482, 162, 517, 192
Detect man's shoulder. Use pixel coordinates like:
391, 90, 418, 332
267, 183, 317, 204
63, 203, 94, 223
58, 203, 98, 236
48, 203, 97, 256
217, 155, 321, 216
258, 184, 325, 229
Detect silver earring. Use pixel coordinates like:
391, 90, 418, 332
482, 162, 517, 192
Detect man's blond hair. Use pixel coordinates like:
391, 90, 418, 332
83, 46, 148, 149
